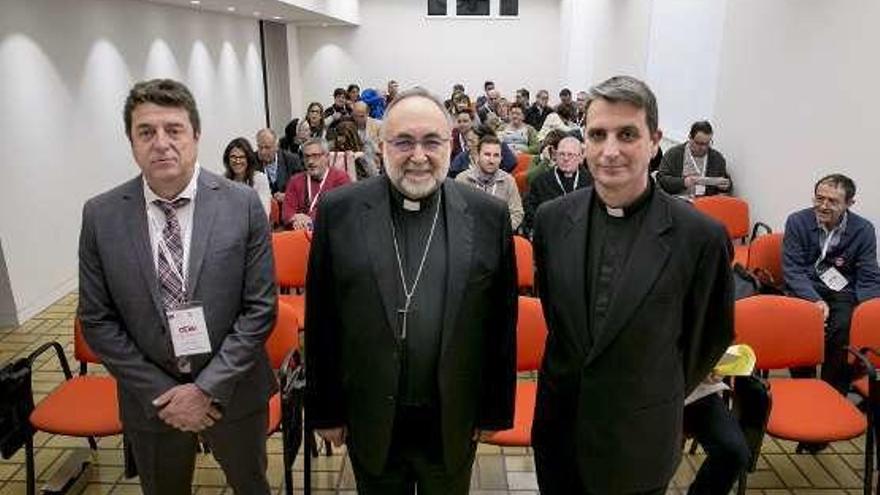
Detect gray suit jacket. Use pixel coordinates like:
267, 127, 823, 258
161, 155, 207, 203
78, 169, 277, 431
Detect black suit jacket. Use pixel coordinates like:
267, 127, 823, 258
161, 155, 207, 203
657, 143, 730, 196
531, 185, 734, 493
306, 177, 517, 475
268, 149, 303, 195
522, 166, 592, 236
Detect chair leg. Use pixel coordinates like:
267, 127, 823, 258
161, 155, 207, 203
87, 436, 98, 451
737, 470, 748, 495
281, 429, 293, 495
25, 435, 36, 495
865, 423, 874, 495
688, 438, 699, 455
324, 438, 333, 456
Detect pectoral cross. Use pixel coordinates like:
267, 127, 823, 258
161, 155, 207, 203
397, 294, 413, 340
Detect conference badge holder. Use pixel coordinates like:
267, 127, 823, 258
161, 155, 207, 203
819, 266, 848, 292
167, 303, 212, 357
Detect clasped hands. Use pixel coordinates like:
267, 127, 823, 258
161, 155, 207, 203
153, 383, 222, 432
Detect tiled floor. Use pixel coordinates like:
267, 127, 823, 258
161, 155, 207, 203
0, 293, 873, 494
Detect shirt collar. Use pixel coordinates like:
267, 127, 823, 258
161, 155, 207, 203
815, 210, 849, 234
594, 178, 653, 218
143, 164, 200, 205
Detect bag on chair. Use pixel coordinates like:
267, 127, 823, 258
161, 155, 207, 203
0, 357, 35, 459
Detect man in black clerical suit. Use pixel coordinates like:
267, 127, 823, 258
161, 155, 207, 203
306, 87, 517, 495
531, 75, 734, 494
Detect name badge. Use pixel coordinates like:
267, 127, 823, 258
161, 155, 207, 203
167, 304, 212, 357
819, 267, 849, 292
694, 184, 707, 196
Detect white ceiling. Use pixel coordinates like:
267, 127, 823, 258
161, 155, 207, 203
143, 0, 353, 25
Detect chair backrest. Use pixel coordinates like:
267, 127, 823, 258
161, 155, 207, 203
850, 298, 880, 366
270, 199, 280, 227
693, 196, 750, 240
513, 236, 534, 291
514, 171, 529, 195
73, 318, 102, 365
517, 296, 547, 372
734, 295, 824, 370
513, 153, 532, 175
265, 302, 300, 370
747, 233, 784, 287
272, 230, 311, 289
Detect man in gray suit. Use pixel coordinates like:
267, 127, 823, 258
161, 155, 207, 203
78, 79, 277, 494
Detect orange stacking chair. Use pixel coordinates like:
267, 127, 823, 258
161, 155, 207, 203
514, 235, 534, 294
693, 196, 765, 266
735, 295, 871, 492
482, 296, 547, 446
25, 319, 122, 495
272, 230, 311, 328
270, 199, 281, 229
513, 152, 533, 175
746, 233, 784, 290
849, 299, 880, 401
265, 301, 302, 495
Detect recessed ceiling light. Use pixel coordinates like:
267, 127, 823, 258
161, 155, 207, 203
253, 11, 261, 16
273, 16, 283, 20
227, 6, 236, 12
190, 0, 200, 4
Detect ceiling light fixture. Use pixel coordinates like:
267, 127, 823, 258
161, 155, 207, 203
273, 16, 283, 20
190, 0, 200, 4
227, 6, 236, 12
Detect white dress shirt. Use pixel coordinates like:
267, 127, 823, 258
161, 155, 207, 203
143, 165, 200, 288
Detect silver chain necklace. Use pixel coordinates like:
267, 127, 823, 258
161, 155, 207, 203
390, 188, 442, 340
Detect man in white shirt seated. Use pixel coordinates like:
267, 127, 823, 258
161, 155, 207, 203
657, 120, 732, 198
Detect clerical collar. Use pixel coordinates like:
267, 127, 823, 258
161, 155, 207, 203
593, 179, 654, 218
388, 176, 441, 213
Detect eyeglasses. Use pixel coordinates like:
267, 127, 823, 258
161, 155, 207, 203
304, 152, 326, 160
228, 154, 247, 162
813, 196, 843, 208
384, 136, 449, 153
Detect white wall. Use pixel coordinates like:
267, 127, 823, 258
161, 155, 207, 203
293, 0, 561, 114
713, 0, 880, 232
0, 0, 265, 323
645, 0, 727, 142
589, 0, 653, 83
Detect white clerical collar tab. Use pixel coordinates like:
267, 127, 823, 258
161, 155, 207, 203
403, 199, 421, 211
606, 206, 624, 218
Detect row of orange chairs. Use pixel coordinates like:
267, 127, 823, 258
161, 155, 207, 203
22, 303, 303, 495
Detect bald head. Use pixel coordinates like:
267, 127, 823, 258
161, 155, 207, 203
352, 101, 369, 127
255, 128, 277, 164
556, 136, 584, 174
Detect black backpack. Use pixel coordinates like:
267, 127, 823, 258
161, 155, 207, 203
0, 357, 35, 459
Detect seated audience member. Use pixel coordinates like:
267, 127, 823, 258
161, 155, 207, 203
223, 137, 271, 218
329, 119, 378, 181
347, 83, 361, 104
657, 121, 732, 197
299, 102, 327, 142
324, 87, 353, 129
279, 118, 300, 155
783, 174, 880, 399
575, 90, 588, 126
522, 136, 590, 236
475, 80, 494, 110
385, 79, 399, 104
515, 88, 530, 109
444, 84, 467, 114
558, 87, 573, 107
525, 129, 567, 184
649, 146, 664, 174
256, 128, 303, 203
456, 135, 523, 231
683, 379, 750, 495
525, 89, 553, 130
451, 109, 475, 160
282, 138, 350, 230
352, 101, 381, 147
499, 102, 539, 153
449, 125, 517, 177
477, 88, 501, 124
537, 102, 581, 142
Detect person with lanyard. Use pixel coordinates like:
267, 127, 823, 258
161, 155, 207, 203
255, 128, 303, 204
657, 120, 732, 198
522, 136, 592, 237
782, 173, 880, 450
78, 79, 276, 494
455, 134, 524, 231
531, 76, 734, 494
306, 87, 517, 495
281, 137, 350, 231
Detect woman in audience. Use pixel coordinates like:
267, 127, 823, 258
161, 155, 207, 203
538, 102, 581, 141
328, 119, 378, 181
279, 118, 301, 156
222, 137, 271, 218
499, 102, 539, 153
297, 102, 326, 143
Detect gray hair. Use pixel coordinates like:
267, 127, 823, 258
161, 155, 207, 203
585, 76, 659, 134
301, 137, 329, 153
256, 128, 277, 141
381, 87, 453, 139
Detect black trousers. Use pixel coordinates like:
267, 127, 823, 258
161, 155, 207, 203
790, 289, 856, 394
349, 406, 475, 495
684, 394, 750, 495
126, 408, 270, 495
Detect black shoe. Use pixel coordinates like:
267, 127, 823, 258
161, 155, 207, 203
795, 441, 829, 454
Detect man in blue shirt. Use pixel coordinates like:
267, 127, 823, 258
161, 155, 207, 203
783, 174, 880, 399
